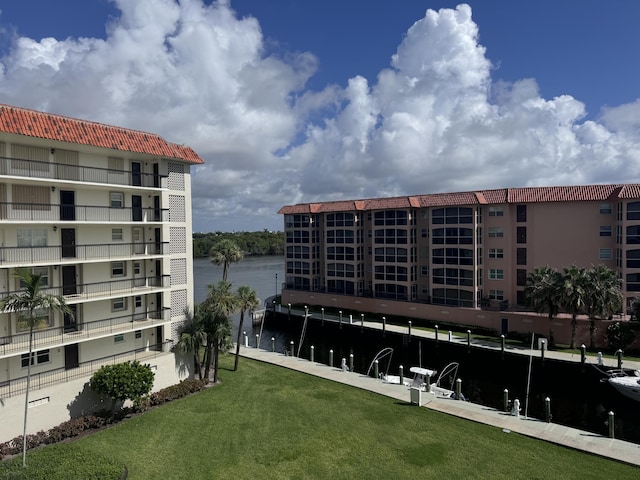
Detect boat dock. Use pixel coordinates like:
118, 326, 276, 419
237, 335, 640, 467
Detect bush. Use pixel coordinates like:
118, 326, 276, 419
90, 360, 155, 410
606, 321, 636, 351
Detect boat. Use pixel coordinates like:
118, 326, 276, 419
366, 349, 461, 399
606, 369, 640, 402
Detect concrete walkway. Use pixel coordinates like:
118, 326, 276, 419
237, 344, 640, 467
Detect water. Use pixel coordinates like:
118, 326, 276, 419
192, 255, 640, 443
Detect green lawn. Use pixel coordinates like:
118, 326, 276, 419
2, 354, 639, 479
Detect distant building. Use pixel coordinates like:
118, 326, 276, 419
0, 104, 202, 440
278, 184, 640, 343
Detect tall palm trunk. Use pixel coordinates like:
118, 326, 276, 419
234, 310, 246, 371
213, 341, 220, 383
22, 325, 33, 467
570, 314, 577, 349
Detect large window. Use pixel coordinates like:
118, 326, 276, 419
18, 267, 49, 289
374, 229, 408, 244
374, 247, 408, 263
110, 192, 124, 208
488, 290, 504, 300
111, 261, 126, 277
626, 273, 640, 292
287, 246, 310, 259
488, 206, 504, 217
21, 349, 50, 368
287, 261, 310, 275
286, 231, 310, 244
327, 263, 354, 278
326, 212, 355, 227
488, 227, 504, 238
627, 249, 640, 268
517, 269, 527, 286
600, 203, 612, 214
432, 248, 473, 266
626, 225, 640, 244
431, 288, 473, 307
516, 226, 527, 244
327, 246, 354, 261
600, 226, 612, 237
489, 269, 504, 280
432, 207, 473, 225
374, 210, 408, 226
517, 248, 527, 265
488, 248, 504, 259
17, 228, 47, 247
432, 228, 473, 245
327, 230, 355, 244
516, 205, 527, 222
627, 202, 640, 221
599, 248, 613, 260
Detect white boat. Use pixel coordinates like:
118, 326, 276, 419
607, 369, 640, 402
367, 348, 464, 398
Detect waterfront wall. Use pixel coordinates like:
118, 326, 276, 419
280, 289, 619, 347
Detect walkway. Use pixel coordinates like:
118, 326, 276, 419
237, 343, 640, 467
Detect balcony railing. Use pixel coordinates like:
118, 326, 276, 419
0, 241, 168, 266
0, 202, 168, 222
0, 342, 172, 399
0, 156, 167, 188
0, 275, 170, 302
0, 308, 170, 357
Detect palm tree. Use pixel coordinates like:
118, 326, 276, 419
202, 280, 239, 382
209, 239, 243, 281
561, 264, 588, 349
0, 268, 73, 467
173, 306, 206, 380
234, 285, 259, 371
584, 265, 623, 349
524, 266, 563, 342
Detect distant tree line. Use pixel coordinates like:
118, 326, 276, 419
193, 230, 284, 257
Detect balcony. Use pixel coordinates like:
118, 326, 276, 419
0, 342, 171, 399
0, 241, 168, 266
0, 308, 170, 358
0, 202, 169, 223
0, 157, 166, 188
0, 275, 170, 303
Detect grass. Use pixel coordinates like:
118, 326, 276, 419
2, 354, 639, 479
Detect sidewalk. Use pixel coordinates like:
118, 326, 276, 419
237, 344, 640, 467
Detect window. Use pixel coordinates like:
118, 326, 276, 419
627, 201, 640, 221
517, 269, 527, 286
488, 248, 504, 259
18, 267, 49, 289
114, 334, 125, 343
627, 225, 640, 244
111, 261, 126, 277
421, 266, 429, 276
488, 290, 504, 300
628, 250, 640, 268
421, 229, 428, 238
21, 349, 50, 367
135, 296, 142, 308
489, 269, 504, 280
112, 228, 124, 241
517, 248, 527, 265
600, 226, 612, 237
17, 309, 50, 331
135, 330, 142, 339
600, 203, 612, 214
599, 248, 613, 260
516, 226, 527, 244
112, 298, 126, 311
488, 227, 504, 238
488, 206, 504, 217
516, 205, 527, 222
110, 192, 124, 208
17, 228, 47, 247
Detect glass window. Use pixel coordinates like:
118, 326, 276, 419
600, 203, 612, 214
488, 227, 504, 238
516, 226, 527, 244
488, 248, 503, 259
516, 205, 527, 222
111, 261, 126, 277
600, 226, 612, 237
489, 269, 504, 280
112, 298, 126, 311
114, 334, 125, 343
488, 206, 504, 216
110, 192, 124, 208
17, 228, 48, 247
627, 201, 640, 221
517, 269, 527, 286
112, 228, 124, 241
599, 248, 613, 260
517, 248, 527, 265
489, 290, 504, 300
21, 349, 50, 367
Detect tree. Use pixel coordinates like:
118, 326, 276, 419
234, 285, 259, 371
90, 361, 155, 412
209, 239, 243, 281
0, 268, 73, 467
561, 265, 588, 349
584, 265, 623, 349
173, 306, 206, 380
629, 297, 640, 322
201, 280, 238, 382
606, 321, 636, 351
524, 266, 563, 342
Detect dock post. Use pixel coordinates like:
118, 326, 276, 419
609, 411, 615, 439
321, 307, 325, 326
360, 313, 364, 331
540, 340, 546, 361
466, 330, 471, 347
374, 360, 379, 379
329, 349, 334, 368
349, 353, 354, 372
243, 331, 248, 347
271, 337, 275, 352
255, 334, 259, 348
435, 325, 438, 343
310, 345, 314, 362
382, 316, 386, 336
290, 340, 295, 357
503, 389, 509, 412
408, 321, 412, 338
399, 365, 404, 385
339, 311, 343, 329
545, 397, 551, 423
580, 344, 586, 366
287, 303, 291, 318
425, 372, 431, 393
349, 314, 353, 325
448, 330, 452, 342
616, 349, 623, 369
501, 335, 505, 358
455, 378, 462, 400
597, 352, 603, 366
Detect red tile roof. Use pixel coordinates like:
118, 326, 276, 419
0, 104, 203, 164
279, 183, 640, 215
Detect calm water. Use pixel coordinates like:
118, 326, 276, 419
192, 255, 640, 443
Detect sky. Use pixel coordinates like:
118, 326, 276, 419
1, 1, 640, 233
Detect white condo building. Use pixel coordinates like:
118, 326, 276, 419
0, 104, 202, 441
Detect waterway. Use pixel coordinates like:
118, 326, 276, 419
192, 255, 640, 444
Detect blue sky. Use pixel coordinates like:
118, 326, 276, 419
1, 1, 640, 232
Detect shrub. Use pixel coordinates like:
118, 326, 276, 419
90, 360, 155, 411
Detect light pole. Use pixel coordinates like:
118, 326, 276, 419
275, 273, 278, 298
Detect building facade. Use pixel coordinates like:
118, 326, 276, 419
0, 104, 202, 441
278, 185, 640, 342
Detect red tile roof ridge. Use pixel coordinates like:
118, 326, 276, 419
0, 104, 203, 164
